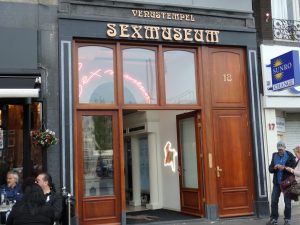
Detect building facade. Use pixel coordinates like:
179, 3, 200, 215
59, 0, 267, 224
253, 0, 300, 214
0, 0, 270, 224
0, 0, 60, 187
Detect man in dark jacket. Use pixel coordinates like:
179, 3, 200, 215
36, 172, 62, 225
266, 141, 297, 225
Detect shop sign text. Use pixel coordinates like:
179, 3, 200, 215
271, 50, 300, 91
107, 23, 220, 43
132, 10, 195, 22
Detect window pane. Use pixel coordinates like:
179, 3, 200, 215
180, 117, 198, 188
164, 51, 197, 104
122, 48, 157, 104
78, 46, 115, 104
82, 116, 114, 196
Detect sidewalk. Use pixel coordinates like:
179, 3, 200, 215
136, 205, 300, 225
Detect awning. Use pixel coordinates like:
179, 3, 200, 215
0, 75, 40, 98
0, 89, 40, 98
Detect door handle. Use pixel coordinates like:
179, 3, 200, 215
177, 168, 182, 176
216, 166, 223, 177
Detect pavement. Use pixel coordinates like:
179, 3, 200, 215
134, 205, 300, 225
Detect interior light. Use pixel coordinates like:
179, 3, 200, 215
163, 141, 177, 172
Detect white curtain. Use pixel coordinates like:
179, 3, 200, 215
272, 0, 300, 20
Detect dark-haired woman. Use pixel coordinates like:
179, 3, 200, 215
6, 183, 54, 225
35, 172, 62, 224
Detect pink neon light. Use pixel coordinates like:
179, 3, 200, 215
78, 63, 151, 103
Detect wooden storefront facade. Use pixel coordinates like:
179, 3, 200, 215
58, 1, 268, 224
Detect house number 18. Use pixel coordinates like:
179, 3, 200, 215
223, 73, 232, 82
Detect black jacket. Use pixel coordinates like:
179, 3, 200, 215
6, 202, 54, 225
45, 191, 62, 222
269, 150, 296, 185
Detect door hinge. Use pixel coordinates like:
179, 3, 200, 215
202, 197, 206, 203
200, 153, 203, 158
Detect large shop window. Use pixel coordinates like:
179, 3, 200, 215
164, 50, 197, 104
78, 46, 115, 104
122, 48, 157, 104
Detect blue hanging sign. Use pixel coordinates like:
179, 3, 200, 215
271, 50, 300, 91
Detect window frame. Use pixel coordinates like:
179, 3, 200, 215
74, 41, 202, 110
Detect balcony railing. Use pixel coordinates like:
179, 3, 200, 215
272, 18, 300, 41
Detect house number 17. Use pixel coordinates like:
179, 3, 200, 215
223, 73, 232, 82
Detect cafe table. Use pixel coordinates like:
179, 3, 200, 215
0, 203, 13, 224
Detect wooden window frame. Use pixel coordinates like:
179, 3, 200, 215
74, 40, 203, 111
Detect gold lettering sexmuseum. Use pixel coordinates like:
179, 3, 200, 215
132, 10, 195, 22
106, 23, 220, 43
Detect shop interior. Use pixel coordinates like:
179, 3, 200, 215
122, 110, 201, 219
0, 103, 43, 186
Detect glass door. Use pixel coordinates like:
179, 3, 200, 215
76, 111, 121, 225
177, 111, 204, 216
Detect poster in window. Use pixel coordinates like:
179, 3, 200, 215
0, 129, 3, 149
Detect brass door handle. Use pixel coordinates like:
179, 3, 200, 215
177, 168, 182, 176
216, 166, 223, 177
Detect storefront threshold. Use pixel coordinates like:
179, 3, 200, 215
126, 209, 201, 225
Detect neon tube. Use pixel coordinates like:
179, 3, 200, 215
78, 63, 151, 103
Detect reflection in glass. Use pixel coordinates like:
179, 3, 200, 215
122, 48, 157, 104
0, 103, 42, 185
82, 116, 114, 196
180, 117, 198, 188
78, 46, 115, 104
164, 51, 197, 104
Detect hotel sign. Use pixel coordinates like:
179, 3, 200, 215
271, 50, 300, 91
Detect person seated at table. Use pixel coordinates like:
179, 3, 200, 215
5, 183, 54, 225
0, 170, 22, 203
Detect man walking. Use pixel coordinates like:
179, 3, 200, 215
267, 141, 296, 225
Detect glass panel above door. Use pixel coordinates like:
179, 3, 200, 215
78, 46, 115, 104
122, 48, 157, 104
164, 50, 197, 104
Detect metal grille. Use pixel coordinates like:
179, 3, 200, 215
273, 18, 300, 41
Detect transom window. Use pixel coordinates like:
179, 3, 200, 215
76, 43, 200, 106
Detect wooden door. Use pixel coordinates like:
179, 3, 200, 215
213, 110, 254, 217
177, 111, 204, 216
76, 111, 121, 225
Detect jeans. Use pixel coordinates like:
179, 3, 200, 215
270, 183, 291, 220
